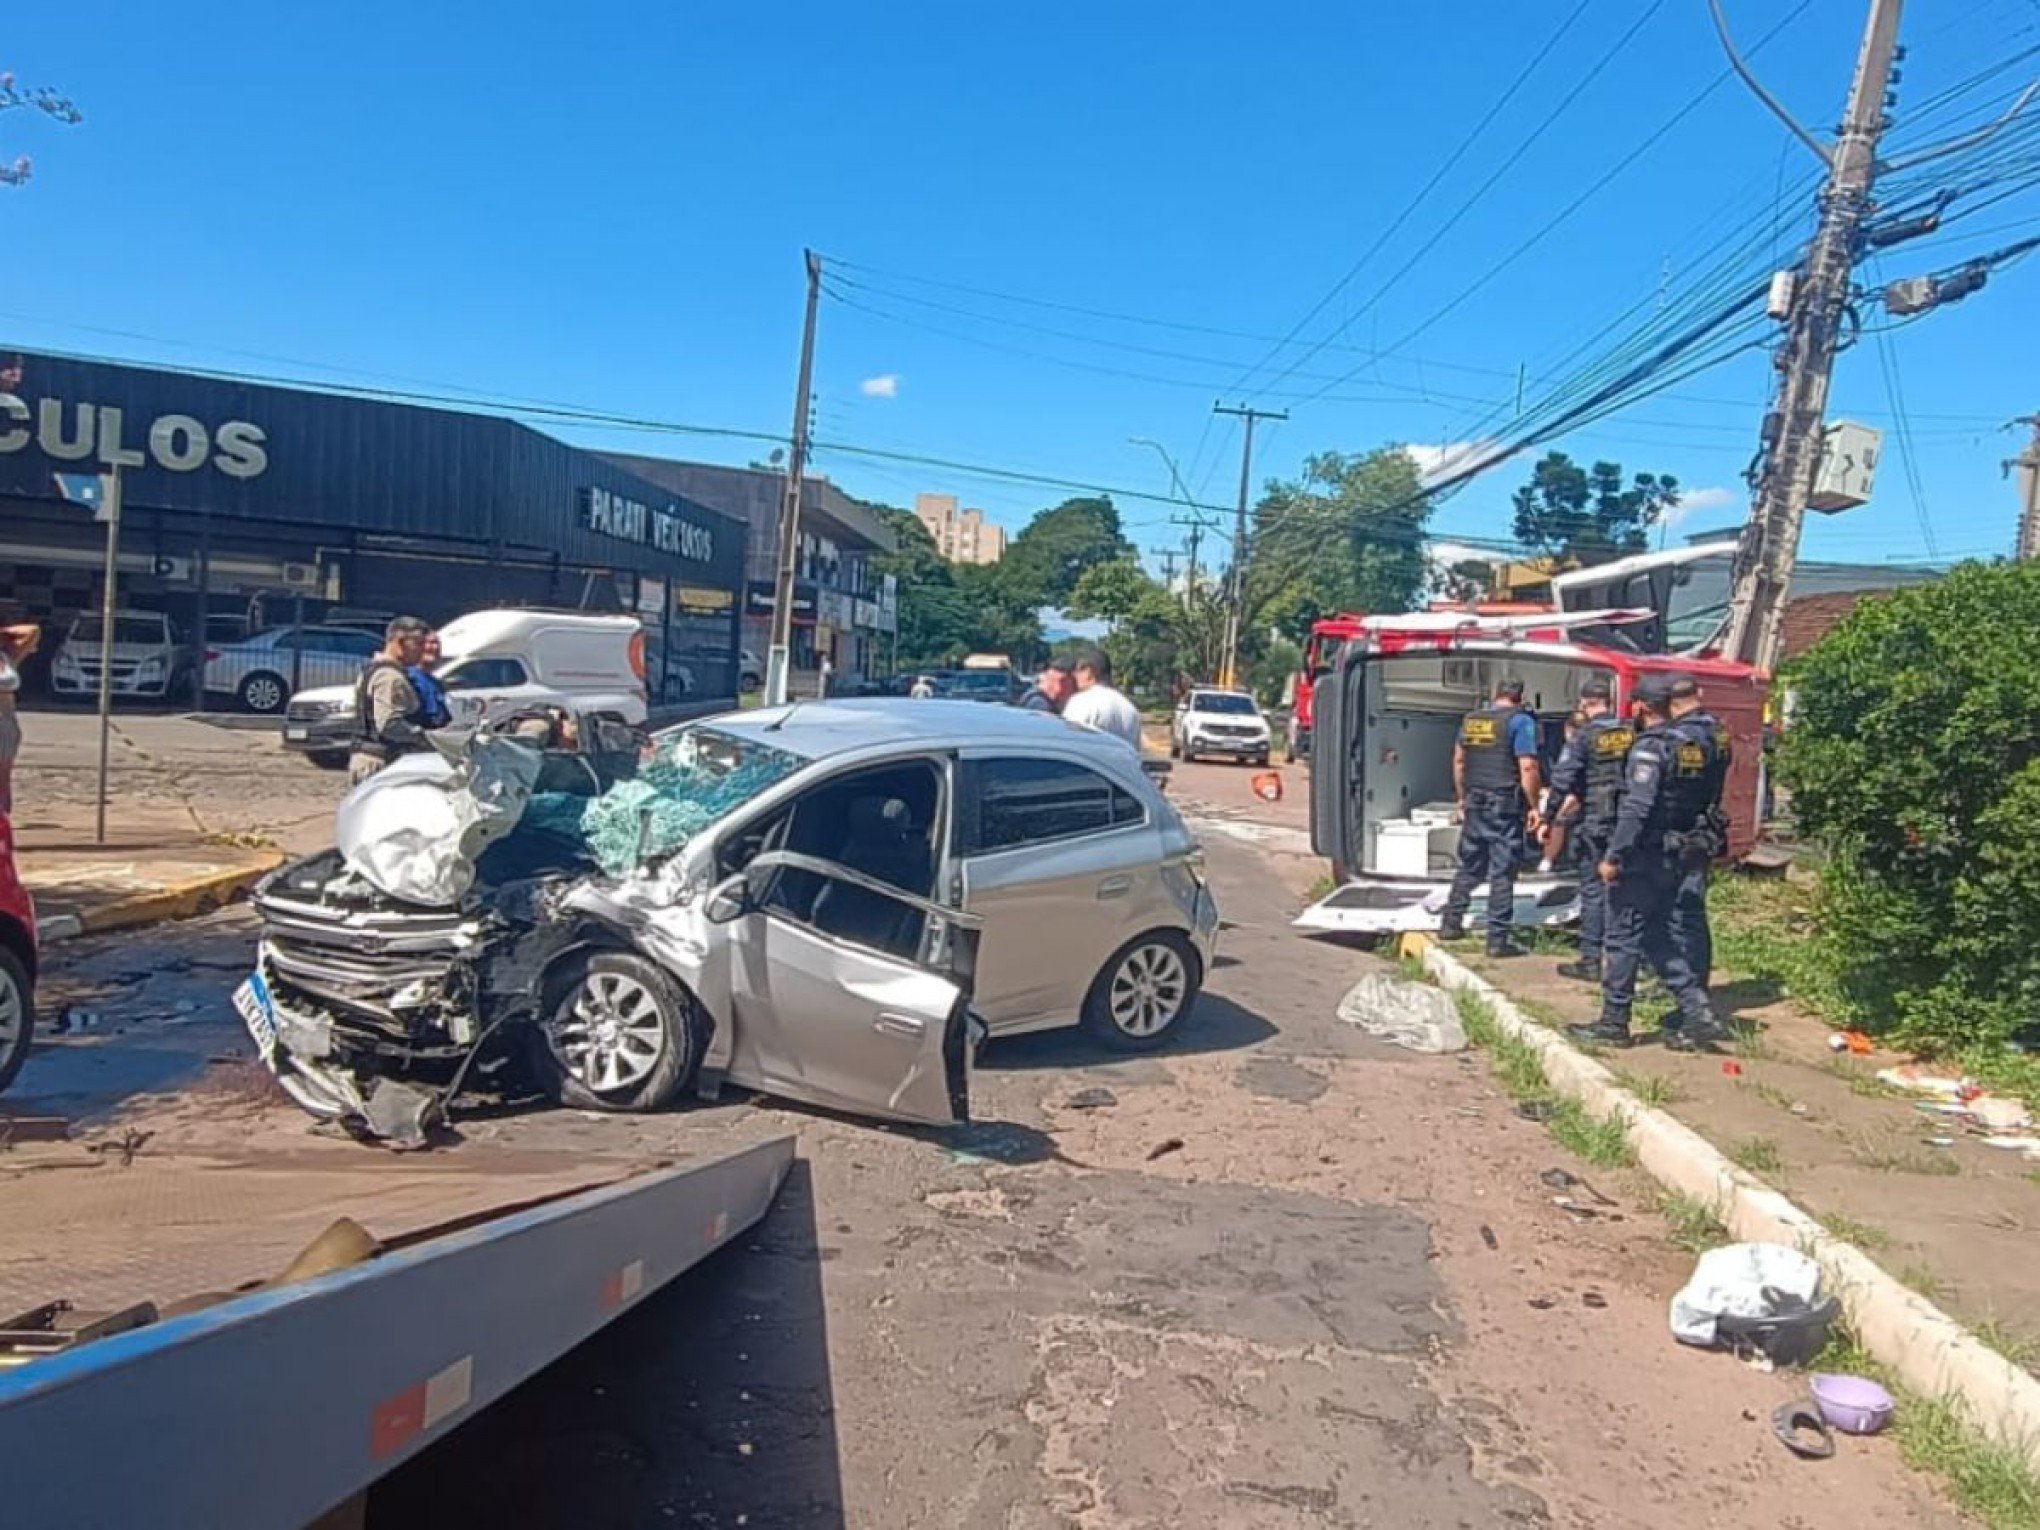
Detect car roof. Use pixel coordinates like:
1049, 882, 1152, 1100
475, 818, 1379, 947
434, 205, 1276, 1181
693, 699, 1139, 765
1188, 687, 1254, 698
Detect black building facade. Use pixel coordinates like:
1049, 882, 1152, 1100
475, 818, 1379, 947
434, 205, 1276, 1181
0, 349, 747, 703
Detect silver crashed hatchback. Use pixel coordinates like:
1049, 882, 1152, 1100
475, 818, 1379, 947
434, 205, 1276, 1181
241, 700, 1218, 1142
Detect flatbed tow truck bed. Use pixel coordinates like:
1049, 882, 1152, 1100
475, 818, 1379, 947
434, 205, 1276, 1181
0, 1132, 794, 1529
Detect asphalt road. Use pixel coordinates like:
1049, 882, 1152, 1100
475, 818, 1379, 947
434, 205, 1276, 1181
10, 740, 1965, 1529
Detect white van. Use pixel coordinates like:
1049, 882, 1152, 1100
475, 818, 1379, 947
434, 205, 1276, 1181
281, 610, 647, 765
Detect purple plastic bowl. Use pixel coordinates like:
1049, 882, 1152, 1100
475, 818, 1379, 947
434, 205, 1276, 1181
1811, 1373, 1896, 1435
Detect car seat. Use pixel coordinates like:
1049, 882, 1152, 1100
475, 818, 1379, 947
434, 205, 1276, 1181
809, 795, 932, 954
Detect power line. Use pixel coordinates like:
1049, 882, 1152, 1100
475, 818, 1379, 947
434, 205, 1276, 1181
1221, 0, 1597, 398
1252, 0, 1671, 400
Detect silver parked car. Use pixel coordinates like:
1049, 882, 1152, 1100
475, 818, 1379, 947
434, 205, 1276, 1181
238, 701, 1219, 1142
205, 625, 383, 714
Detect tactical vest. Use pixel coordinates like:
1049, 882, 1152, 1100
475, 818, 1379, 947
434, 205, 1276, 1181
1580, 715, 1635, 821
1661, 718, 1718, 834
352, 657, 420, 761
1686, 709, 1732, 808
1459, 705, 1519, 796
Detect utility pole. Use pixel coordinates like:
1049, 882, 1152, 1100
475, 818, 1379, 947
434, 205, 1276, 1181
1148, 545, 1179, 593
2009, 414, 2040, 561
1168, 514, 1207, 601
1718, 0, 1905, 671
1212, 402, 1286, 689
766, 249, 822, 706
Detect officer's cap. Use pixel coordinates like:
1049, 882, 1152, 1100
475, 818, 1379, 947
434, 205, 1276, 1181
1669, 674, 1703, 699
1578, 677, 1612, 700
1493, 677, 1525, 699
1633, 674, 1676, 706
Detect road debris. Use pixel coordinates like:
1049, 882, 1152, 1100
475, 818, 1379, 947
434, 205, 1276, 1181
1061, 1087, 1118, 1112
83, 1128, 154, 1167
1145, 1137, 1185, 1162
1811, 1373, 1895, 1436
1479, 1224, 1498, 1250
1672, 1243, 1837, 1365
1772, 1402, 1837, 1460
1540, 1166, 1616, 1206
1335, 972, 1467, 1054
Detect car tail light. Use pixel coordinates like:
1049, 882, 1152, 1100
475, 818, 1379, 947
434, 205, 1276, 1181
204, 649, 220, 662
627, 631, 647, 683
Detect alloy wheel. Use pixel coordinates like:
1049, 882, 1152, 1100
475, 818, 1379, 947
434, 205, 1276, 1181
244, 675, 285, 713
548, 970, 668, 1092
1107, 940, 1189, 1038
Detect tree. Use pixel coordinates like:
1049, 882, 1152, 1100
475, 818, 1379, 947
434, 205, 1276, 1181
1243, 447, 1437, 646
997, 497, 1134, 610
1776, 561, 2040, 1051
0, 72, 83, 187
1510, 452, 1678, 566
1432, 557, 1496, 604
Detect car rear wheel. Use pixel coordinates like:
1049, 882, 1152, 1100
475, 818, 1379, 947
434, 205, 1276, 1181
240, 671, 288, 714
0, 946, 34, 1096
538, 950, 696, 1111
1081, 930, 1201, 1052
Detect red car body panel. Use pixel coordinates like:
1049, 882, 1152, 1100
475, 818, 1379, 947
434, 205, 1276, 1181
0, 810, 37, 975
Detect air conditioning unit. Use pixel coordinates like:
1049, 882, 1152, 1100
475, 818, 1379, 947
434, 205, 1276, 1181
280, 561, 322, 590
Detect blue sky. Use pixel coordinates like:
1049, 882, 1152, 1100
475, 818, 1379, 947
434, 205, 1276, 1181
4, 0, 2037, 573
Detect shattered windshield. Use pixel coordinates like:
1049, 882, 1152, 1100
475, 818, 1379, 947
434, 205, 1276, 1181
565, 726, 803, 873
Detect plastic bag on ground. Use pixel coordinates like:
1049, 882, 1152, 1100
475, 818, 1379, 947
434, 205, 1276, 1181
1669, 1242, 1822, 1348
1335, 972, 1468, 1053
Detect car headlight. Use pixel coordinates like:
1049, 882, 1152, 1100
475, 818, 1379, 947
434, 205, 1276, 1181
136, 658, 164, 679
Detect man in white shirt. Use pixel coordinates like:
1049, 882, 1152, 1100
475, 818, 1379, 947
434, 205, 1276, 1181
1062, 649, 1144, 754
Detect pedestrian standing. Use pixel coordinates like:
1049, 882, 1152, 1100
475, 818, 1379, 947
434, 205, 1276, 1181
1439, 679, 1544, 957
1539, 677, 1634, 982
348, 616, 435, 784
1061, 649, 1143, 753
909, 674, 936, 699
818, 652, 835, 699
408, 632, 453, 729
0, 621, 40, 816
1667, 675, 1731, 988
1568, 676, 1728, 1051
1017, 659, 1074, 714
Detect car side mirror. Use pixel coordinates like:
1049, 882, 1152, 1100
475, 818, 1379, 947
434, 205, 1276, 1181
703, 871, 752, 924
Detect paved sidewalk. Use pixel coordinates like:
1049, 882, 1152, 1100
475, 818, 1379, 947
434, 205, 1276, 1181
14, 812, 283, 940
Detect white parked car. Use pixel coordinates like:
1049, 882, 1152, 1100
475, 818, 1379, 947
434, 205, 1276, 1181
240, 700, 1220, 1141
282, 609, 648, 765
205, 625, 384, 714
49, 611, 189, 702
1171, 688, 1273, 765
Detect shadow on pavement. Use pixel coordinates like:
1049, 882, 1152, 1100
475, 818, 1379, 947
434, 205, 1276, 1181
979, 992, 1277, 1074
369, 1158, 845, 1530
1712, 977, 1786, 1022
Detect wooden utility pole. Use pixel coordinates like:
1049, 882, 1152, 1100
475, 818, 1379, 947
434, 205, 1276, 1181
1148, 545, 1179, 591
1719, 0, 1904, 671
2009, 414, 2040, 562
1169, 513, 1206, 599
1212, 402, 1287, 689
767, 249, 823, 705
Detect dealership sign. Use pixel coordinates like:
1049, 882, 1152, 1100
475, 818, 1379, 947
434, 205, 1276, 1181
580, 485, 715, 563
0, 393, 268, 479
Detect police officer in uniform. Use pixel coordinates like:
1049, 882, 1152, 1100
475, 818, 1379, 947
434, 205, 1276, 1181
1439, 678, 1543, 957
1568, 675, 1729, 1051
347, 615, 435, 784
1667, 676, 1731, 988
1539, 677, 1633, 983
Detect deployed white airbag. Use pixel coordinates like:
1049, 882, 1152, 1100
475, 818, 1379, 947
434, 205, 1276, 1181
336, 735, 543, 907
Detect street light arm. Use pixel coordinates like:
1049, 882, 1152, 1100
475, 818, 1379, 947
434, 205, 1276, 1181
1707, 0, 1834, 169
1127, 436, 1195, 505
1879, 76, 2040, 173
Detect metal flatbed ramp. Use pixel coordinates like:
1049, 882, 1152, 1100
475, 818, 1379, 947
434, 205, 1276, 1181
0, 1135, 795, 1530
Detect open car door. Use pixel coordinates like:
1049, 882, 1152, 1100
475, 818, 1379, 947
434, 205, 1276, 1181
716, 851, 982, 1126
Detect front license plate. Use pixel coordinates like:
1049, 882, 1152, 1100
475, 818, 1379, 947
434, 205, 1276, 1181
233, 973, 279, 1061
284, 727, 308, 741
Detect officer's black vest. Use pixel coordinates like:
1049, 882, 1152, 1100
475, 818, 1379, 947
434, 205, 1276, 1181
352, 657, 421, 760
1683, 708, 1732, 807
1660, 718, 1718, 833
1459, 704, 1519, 796
1580, 714, 1635, 821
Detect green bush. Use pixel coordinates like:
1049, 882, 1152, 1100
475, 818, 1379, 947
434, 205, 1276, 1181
1777, 561, 2040, 1051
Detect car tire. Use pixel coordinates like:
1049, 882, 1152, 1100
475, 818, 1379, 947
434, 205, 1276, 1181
740, 671, 762, 693
538, 950, 698, 1112
0, 945, 34, 1097
1252, 752, 1270, 768
304, 750, 349, 770
1168, 733, 1182, 760
1080, 930, 1202, 1053
240, 671, 289, 714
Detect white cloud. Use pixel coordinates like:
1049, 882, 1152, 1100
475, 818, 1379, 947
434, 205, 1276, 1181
858, 373, 901, 400
1426, 539, 1499, 570
1662, 483, 1739, 530
1402, 439, 1504, 490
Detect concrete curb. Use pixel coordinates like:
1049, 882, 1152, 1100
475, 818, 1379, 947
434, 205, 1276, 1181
1407, 932, 2040, 1471
38, 854, 284, 944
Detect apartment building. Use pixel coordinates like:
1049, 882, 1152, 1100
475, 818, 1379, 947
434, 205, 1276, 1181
914, 492, 1007, 565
